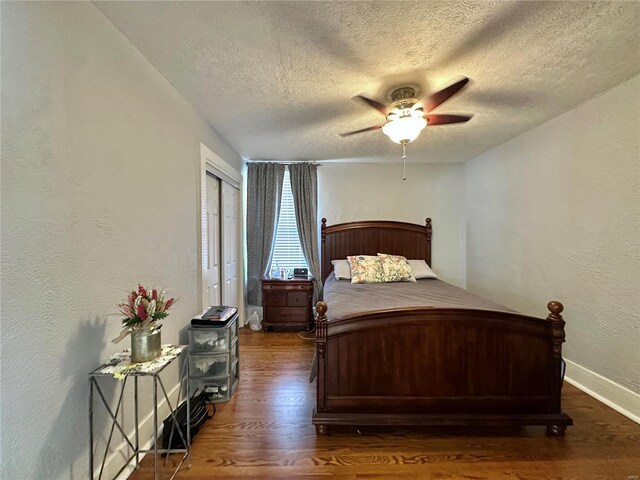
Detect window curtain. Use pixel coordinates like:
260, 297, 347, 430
246, 163, 285, 305
289, 163, 323, 304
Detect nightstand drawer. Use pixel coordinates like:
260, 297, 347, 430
288, 291, 309, 307
265, 307, 307, 324
263, 292, 287, 306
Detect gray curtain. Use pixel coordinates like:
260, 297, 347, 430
246, 163, 285, 305
289, 163, 323, 304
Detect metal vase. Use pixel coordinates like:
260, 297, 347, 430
130, 329, 161, 363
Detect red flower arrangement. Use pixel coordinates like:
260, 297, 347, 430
112, 284, 176, 343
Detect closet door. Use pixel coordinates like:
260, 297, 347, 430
222, 182, 239, 308
205, 173, 221, 306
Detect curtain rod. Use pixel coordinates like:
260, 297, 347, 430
245, 161, 323, 166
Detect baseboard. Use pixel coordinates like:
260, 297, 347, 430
564, 359, 640, 424
92, 381, 182, 480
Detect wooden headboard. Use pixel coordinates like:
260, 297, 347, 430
320, 218, 432, 282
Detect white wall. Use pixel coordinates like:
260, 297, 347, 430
464, 77, 640, 400
319, 163, 466, 286
0, 3, 243, 479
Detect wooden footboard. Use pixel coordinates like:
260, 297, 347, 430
313, 301, 573, 436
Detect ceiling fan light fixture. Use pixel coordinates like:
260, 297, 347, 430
382, 113, 427, 144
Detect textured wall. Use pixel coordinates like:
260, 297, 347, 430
318, 163, 466, 287
0, 3, 242, 479
464, 76, 640, 393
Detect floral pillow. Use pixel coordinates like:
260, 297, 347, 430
347, 255, 385, 284
377, 253, 416, 282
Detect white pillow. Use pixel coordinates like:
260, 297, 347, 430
408, 260, 438, 279
331, 259, 351, 279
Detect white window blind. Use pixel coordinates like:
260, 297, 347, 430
271, 169, 308, 272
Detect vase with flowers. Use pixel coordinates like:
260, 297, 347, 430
112, 285, 176, 363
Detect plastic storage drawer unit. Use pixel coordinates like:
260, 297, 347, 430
189, 360, 239, 402
188, 328, 231, 354
189, 353, 229, 377
188, 313, 239, 403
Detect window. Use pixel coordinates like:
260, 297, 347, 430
270, 169, 308, 272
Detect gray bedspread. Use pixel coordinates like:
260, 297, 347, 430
323, 272, 513, 318
309, 274, 513, 381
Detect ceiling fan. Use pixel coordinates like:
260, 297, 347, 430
340, 76, 472, 143
339, 76, 472, 180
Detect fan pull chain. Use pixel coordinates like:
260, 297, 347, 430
401, 141, 407, 181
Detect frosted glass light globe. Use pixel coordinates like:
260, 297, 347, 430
382, 114, 427, 144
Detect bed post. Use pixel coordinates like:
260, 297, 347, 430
315, 301, 328, 435
546, 300, 567, 436
321, 218, 327, 282
425, 218, 432, 266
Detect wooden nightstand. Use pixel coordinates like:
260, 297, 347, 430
261, 275, 314, 332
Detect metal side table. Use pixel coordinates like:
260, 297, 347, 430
89, 345, 190, 480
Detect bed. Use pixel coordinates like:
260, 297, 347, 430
312, 218, 573, 436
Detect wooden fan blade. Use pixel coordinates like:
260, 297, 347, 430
339, 124, 385, 137
425, 114, 472, 126
353, 96, 389, 116
418, 77, 470, 112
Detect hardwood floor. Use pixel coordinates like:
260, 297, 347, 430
130, 330, 640, 479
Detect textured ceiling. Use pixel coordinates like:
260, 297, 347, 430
95, 1, 640, 164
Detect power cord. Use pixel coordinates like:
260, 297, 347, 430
297, 327, 316, 341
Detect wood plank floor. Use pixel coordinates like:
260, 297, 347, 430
130, 330, 640, 479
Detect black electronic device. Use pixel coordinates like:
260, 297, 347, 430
293, 268, 308, 277
202, 305, 228, 319
191, 306, 238, 327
